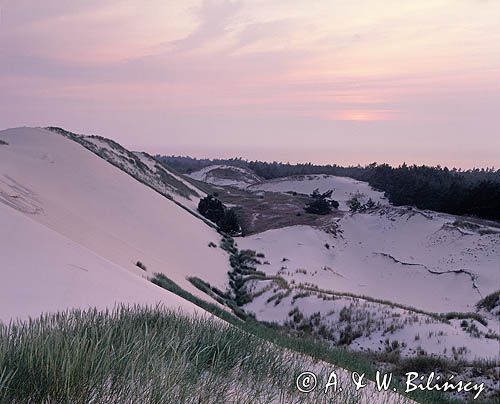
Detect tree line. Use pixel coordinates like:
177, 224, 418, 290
158, 155, 499, 221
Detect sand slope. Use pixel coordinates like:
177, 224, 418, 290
0, 127, 230, 321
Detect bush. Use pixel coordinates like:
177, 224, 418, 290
394, 356, 456, 375
0, 139, 8, 145
304, 198, 331, 214
347, 196, 362, 212
198, 194, 225, 224
219, 208, 241, 234
198, 195, 241, 235
365, 198, 376, 209
476, 290, 500, 313
135, 261, 147, 271
348, 196, 377, 212
304, 188, 339, 215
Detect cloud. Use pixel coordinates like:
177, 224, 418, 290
171, 0, 242, 51
0, 0, 115, 28
234, 19, 299, 49
0, 0, 499, 167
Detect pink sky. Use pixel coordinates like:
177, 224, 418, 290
0, 0, 499, 168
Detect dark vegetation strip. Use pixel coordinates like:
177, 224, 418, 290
293, 284, 489, 327
476, 290, 500, 313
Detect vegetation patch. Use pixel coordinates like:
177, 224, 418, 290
197, 185, 340, 235
219, 236, 270, 308
443, 312, 488, 327
293, 283, 489, 327
0, 306, 349, 404
151, 274, 460, 404
304, 188, 339, 214
347, 194, 377, 212
135, 260, 147, 271
46, 127, 211, 224
476, 290, 500, 315
155, 162, 199, 199
198, 194, 241, 235
159, 156, 500, 221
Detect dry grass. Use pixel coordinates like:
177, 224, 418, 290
212, 187, 341, 234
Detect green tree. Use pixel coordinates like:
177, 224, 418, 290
347, 197, 362, 212
198, 195, 241, 235
305, 198, 332, 215
220, 209, 241, 235
198, 195, 225, 224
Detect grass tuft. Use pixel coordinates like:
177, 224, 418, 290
0, 306, 349, 403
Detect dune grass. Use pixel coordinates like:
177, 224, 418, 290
0, 305, 386, 404
0, 306, 294, 403
0, 277, 461, 404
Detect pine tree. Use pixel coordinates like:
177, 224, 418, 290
197, 195, 224, 223
198, 195, 241, 234
347, 197, 362, 212
220, 209, 241, 234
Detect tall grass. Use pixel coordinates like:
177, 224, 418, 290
0, 306, 384, 404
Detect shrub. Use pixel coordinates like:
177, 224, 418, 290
198, 194, 225, 224
476, 290, 500, 313
198, 195, 241, 235
365, 198, 376, 209
442, 311, 487, 326
0, 139, 8, 145
347, 196, 362, 212
394, 356, 456, 375
338, 324, 362, 345
304, 188, 339, 215
304, 198, 332, 214
348, 196, 378, 212
135, 261, 147, 271
219, 208, 241, 234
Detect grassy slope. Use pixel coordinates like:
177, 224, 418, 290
1, 306, 388, 404
151, 274, 465, 404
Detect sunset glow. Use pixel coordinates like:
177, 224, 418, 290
327, 110, 397, 122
